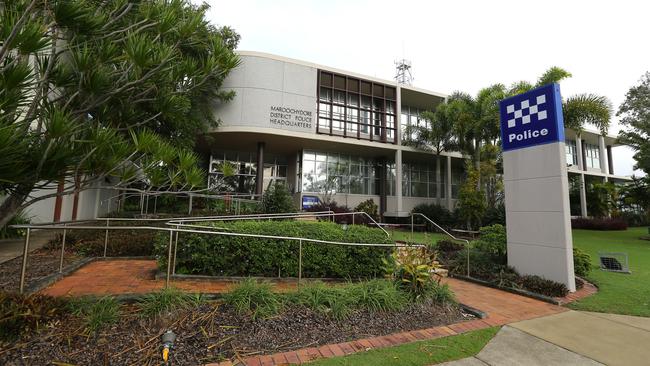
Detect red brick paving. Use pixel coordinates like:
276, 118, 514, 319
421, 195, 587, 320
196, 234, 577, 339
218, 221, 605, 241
40, 259, 595, 365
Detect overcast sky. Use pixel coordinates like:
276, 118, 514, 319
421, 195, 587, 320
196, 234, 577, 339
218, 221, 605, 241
199, 0, 648, 176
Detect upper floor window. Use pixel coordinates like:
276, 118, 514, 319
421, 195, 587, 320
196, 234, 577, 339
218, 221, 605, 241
317, 70, 396, 143
565, 139, 578, 166
585, 143, 600, 169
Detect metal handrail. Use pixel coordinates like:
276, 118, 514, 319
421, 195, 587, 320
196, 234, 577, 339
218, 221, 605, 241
410, 212, 472, 277
9, 211, 407, 294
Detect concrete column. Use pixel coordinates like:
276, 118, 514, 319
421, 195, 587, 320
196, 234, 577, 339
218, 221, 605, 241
446, 155, 453, 210
255, 142, 265, 195
395, 149, 403, 213
581, 140, 587, 170
575, 134, 584, 170
607, 145, 614, 175
579, 173, 588, 217
378, 157, 387, 218
598, 135, 608, 174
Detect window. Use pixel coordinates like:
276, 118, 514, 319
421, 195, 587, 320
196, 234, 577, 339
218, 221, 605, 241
585, 143, 600, 169
565, 139, 578, 166
400, 163, 447, 199
317, 70, 396, 143
209, 151, 288, 194
301, 150, 377, 195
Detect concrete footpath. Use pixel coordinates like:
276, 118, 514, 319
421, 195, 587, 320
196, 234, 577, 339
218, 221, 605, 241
0, 230, 54, 264
440, 310, 650, 366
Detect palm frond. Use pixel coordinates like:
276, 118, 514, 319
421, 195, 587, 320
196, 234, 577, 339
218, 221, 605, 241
537, 66, 572, 86
563, 93, 612, 134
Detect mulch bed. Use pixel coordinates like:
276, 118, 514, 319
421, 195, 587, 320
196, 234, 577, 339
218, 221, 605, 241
0, 249, 81, 292
1, 300, 472, 365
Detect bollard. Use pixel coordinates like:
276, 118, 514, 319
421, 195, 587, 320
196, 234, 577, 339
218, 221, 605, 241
59, 227, 67, 273
298, 239, 303, 286
165, 230, 174, 288
19, 228, 31, 294
103, 218, 109, 257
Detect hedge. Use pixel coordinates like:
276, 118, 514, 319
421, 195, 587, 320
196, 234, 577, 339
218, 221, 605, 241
154, 221, 393, 279
571, 217, 628, 231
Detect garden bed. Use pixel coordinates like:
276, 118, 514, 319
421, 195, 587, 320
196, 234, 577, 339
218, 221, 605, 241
0, 249, 82, 292
1, 297, 472, 365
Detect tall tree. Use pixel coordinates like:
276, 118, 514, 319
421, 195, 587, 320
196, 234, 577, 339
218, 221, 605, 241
618, 72, 650, 173
509, 66, 612, 135
0, 0, 240, 227
406, 104, 457, 205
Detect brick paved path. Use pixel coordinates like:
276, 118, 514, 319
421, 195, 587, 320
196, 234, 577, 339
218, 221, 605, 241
40, 259, 594, 365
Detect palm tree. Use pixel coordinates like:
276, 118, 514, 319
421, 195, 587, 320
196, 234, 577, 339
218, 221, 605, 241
407, 104, 457, 205
510, 67, 612, 134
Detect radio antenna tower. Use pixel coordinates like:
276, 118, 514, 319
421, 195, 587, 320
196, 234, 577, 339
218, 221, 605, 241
394, 59, 413, 85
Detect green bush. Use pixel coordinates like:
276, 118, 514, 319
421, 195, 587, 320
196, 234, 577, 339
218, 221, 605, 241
411, 203, 455, 229
573, 247, 592, 277
473, 224, 507, 262
354, 199, 379, 222
223, 278, 282, 319
137, 287, 203, 318
261, 182, 296, 213
156, 221, 392, 278
0, 212, 30, 239
520, 275, 569, 297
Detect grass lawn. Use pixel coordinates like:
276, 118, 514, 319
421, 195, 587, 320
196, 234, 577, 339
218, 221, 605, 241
305, 327, 499, 366
570, 227, 650, 317
389, 230, 447, 245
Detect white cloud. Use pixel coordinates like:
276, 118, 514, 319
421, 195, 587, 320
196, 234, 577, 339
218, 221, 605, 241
200, 0, 648, 176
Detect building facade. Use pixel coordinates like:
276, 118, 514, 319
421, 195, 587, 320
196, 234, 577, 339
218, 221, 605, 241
208, 51, 629, 218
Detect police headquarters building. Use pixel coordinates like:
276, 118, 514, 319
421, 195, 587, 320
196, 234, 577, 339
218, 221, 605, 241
207, 51, 630, 218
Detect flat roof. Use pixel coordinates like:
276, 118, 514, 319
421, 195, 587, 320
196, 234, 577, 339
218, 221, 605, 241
236, 50, 449, 100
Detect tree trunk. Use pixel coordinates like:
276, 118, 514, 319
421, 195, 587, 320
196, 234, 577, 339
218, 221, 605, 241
435, 154, 442, 205
0, 188, 31, 228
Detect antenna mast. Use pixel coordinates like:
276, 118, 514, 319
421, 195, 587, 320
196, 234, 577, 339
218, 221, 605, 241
394, 59, 413, 85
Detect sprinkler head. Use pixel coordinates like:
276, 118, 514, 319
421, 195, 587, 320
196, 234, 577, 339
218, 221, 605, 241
162, 330, 176, 363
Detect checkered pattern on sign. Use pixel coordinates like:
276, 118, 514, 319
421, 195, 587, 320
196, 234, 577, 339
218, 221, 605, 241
505, 94, 548, 128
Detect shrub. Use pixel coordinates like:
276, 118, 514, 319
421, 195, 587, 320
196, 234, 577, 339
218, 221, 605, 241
307, 201, 353, 224
137, 287, 203, 318
0, 212, 30, 239
573, 247, 592, 277
68, 296, 120, 333
0, 292, 66, 342
411, 203, 455, 230
570, 217, 628, 231
424, 282, 456, 304
520, 275, 569, 297
473, 224, 507, 262
617, 212, 650, 227
482, 204, 506, 226
436, 239, 465, 253
384, 246, 442, 301
354, 199, 379, 223
156, 221, 392, 279
223, 279, 282, 319
261, 182, 296, 214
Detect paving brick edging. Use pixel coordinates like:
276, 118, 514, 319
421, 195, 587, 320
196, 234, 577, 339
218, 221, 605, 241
556, 277, 598, 305
205, 318, 498, 366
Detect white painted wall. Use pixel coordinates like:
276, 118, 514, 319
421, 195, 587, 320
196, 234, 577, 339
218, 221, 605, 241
218, 55, 318, 134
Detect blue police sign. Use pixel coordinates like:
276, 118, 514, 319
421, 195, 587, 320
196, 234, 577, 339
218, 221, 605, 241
499, 83, 565, 152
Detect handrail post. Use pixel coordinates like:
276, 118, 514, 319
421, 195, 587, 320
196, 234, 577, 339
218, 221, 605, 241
411, 214, 414, 244
103, 218, 109, 258
188, 194, 193, 215
166, 230, 173, 288
298, 239, 302, 286
352, 213, 355, 226
19, 228, 31, 294
172, 225, 179, 275
59, 226, 67, 273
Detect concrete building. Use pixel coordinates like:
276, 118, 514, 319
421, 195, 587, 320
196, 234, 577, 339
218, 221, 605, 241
208, 51, 630, 218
